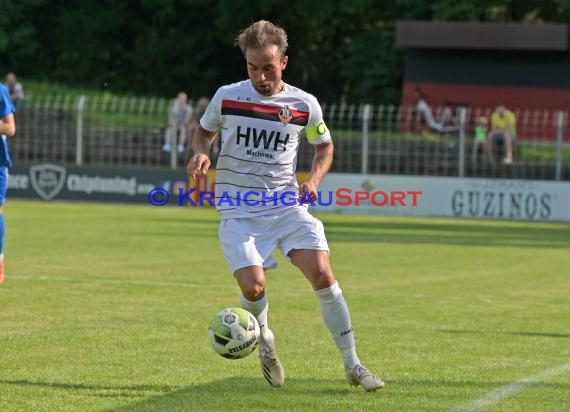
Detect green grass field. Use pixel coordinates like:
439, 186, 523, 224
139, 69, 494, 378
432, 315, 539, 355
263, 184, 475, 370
1, 200, 569, 411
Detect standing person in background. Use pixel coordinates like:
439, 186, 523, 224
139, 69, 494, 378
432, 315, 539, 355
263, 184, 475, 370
0, 83, 16, 284
196, 96, 210, 119
162, 91, 193, 154
188, 20, 384, 391
188, 96, 212, 154
5, 73, 24, 110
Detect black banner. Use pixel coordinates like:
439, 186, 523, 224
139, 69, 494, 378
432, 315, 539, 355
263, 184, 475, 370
7, 164, 188, 204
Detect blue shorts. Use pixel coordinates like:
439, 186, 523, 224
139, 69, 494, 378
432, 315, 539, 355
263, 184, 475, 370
0, 167, 7, 206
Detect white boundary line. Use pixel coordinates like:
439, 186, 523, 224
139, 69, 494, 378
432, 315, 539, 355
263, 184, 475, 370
453, 363, 570, 412
9, 275, 208, 289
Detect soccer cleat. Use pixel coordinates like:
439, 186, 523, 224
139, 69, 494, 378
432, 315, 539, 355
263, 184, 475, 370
259, 347, 285, 388
162, 144, 172, 152
345, 364, 385, 391
0, 258, 4, 285
177, 144, 186, 153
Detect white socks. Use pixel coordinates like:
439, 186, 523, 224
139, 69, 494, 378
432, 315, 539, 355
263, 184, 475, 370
240, 283, 361, 368
315, 282, 361, 368
240, 293, 275, 350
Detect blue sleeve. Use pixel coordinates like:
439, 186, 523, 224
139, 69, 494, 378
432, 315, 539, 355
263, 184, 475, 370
0, 85, 15, 117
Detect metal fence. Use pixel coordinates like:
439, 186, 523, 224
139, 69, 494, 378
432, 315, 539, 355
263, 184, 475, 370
11, 94, 569, 181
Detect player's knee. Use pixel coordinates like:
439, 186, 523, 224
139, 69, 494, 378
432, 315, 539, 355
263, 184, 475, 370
242, 282, 265, 301
238, 275, 265, 301
235, 266, 266, 300
311, 267, 335, 290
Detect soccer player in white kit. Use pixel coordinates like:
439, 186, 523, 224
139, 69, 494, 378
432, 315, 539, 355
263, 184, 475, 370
188, 20, 384, 391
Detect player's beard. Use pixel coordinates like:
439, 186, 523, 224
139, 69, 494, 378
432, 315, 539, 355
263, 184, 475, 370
254, 83, 274, 96
254, 81, 283, 96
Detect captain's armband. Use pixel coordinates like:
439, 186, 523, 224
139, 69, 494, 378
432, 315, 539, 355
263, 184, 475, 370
304, 120, 329, 143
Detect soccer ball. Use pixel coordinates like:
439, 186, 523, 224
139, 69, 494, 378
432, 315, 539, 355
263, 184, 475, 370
208, 308, 260, 359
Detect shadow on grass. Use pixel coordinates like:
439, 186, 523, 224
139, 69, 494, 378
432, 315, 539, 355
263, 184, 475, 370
2, 375, 567, 410
146, 214, 570, 248
103, 376, 570, 411
437, 329, 570, 339
147, 215, 221, 225
136, 229, 218, 239
0, 379, 179, 399
107, 377, 364, 411
323, 219, 570, 248
0, 377, 358, 410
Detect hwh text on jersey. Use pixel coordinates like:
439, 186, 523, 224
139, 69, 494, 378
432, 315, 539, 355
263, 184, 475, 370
236, 126, 290, 151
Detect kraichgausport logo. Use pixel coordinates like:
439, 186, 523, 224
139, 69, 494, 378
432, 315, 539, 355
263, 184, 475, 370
147, 188, 423, 207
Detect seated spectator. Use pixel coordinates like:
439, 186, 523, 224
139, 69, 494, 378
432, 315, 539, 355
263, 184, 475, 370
471, 116, 488, 164
5, 73, 24, 110
163, 92, 193, 153
488, 104, 516, 164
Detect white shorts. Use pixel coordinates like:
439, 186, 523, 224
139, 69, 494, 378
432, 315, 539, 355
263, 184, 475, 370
219, 206, 330, 273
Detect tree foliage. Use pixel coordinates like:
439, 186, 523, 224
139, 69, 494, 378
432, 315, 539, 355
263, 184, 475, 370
0, 0, 567, 103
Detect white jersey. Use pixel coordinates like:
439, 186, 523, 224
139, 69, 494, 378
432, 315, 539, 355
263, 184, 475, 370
200, 79, 331, 218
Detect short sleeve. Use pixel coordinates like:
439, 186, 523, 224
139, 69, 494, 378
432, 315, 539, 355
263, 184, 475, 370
303, 95, 331, 145
199, 87, 225, 133
0, 85, 15, 117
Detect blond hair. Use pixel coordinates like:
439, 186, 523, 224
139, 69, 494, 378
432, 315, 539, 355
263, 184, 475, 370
235, 20, 288, 56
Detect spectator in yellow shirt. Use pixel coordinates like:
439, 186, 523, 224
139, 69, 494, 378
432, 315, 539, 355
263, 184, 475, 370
488, 104, 516, 164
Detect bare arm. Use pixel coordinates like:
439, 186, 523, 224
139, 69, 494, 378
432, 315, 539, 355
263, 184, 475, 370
187, 125, 217, 179
0, 114, 15, 137
299, 141, 334, 200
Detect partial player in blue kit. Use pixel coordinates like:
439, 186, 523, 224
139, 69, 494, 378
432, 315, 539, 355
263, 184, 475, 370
0, 83, 16, 284
188, 20, 384, 391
